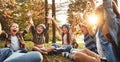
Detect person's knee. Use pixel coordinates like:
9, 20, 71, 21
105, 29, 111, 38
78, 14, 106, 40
37, 52, 43, 62
28, 51, 43, 62
73, 52, 82, 62
73, 52, 80, 59
81, 48, 91, 54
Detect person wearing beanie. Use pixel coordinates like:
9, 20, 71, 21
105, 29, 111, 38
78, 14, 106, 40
47, 13, 79, 54
62, 22, 100, 62
28, 12, 53, 55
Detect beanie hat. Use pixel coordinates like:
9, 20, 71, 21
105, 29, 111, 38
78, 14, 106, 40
37, 24, 46, 30
62, 24, 70, 31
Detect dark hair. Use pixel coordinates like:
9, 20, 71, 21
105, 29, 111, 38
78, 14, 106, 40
62, 24, 70, 31
62, 32, 71, 45
62, 24, 71, 45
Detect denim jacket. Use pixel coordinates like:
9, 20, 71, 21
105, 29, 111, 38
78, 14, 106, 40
96, 0, 120, 62
96, 28, 119, 62
103, 0, 120, 46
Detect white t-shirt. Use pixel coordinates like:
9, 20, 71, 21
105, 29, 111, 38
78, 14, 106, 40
60, 29, 73, 45
10, 36, 20, 51
96, 30, 106, 59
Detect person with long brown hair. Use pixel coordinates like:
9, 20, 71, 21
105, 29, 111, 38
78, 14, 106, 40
47, 12, 78, 54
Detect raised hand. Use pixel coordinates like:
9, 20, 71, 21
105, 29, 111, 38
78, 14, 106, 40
89, 0, 95, 8
73, 12, 82, 23
27, 11, 34, 26
27, 11, 32, 17
47, 13, 53, 24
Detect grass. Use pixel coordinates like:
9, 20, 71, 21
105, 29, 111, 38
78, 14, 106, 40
0, 41, 85, 62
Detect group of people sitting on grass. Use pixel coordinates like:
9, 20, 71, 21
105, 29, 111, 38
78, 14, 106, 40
0, 0, 120, 62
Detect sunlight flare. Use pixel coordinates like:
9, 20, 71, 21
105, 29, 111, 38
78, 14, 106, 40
88, 14, 98, 25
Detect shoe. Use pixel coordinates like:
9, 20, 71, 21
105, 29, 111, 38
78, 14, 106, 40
62, 52, 74, 61
62, 52, 69, 58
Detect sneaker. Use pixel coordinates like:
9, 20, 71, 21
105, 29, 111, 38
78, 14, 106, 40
62, 52, 74, 60
62, 52, 69, 58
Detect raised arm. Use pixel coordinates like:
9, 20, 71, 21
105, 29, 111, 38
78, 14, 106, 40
27, 11, 36, 36
48, 17, 62, 34
103, 0, 117, 28
89, 0, 95, 9
21, 22, 31, 36
44, 19, 50, 35
103, 0, 120, 45
72, 12, 82, 32
76, 12, 94, 37
71, 13, 77, 32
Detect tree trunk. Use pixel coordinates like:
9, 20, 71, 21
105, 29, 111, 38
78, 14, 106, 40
45, 0, 49, 43
52, 0, 56, 43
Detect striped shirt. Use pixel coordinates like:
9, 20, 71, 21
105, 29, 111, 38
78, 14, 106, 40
84, 33, 98, 53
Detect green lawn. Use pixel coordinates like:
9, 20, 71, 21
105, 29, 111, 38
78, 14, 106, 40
0, 41, 85, 62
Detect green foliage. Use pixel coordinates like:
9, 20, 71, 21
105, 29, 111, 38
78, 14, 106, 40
24, 32, 33, 41
0, 0, 52, 41
67, 0, 93, 24
0, 0, 47, 33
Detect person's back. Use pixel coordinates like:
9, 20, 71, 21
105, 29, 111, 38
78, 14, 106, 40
84, 33, 97, 53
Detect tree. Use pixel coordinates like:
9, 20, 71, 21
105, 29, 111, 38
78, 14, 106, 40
0, 0, 51, 41
45, 0, 49, 43
0, 0, 46, 31
52, 0, 56, 43
67, 0, 93, 24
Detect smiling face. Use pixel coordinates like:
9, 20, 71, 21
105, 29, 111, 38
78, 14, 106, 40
36, 26, 44, 34
62, 26, 69, 34
10, 23, 19, 35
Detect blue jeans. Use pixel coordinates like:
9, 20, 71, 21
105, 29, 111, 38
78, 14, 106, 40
50, 43, 73, 54
0, 48, 13, 62
3, 51, 43, 62
15, 48, 28, 53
